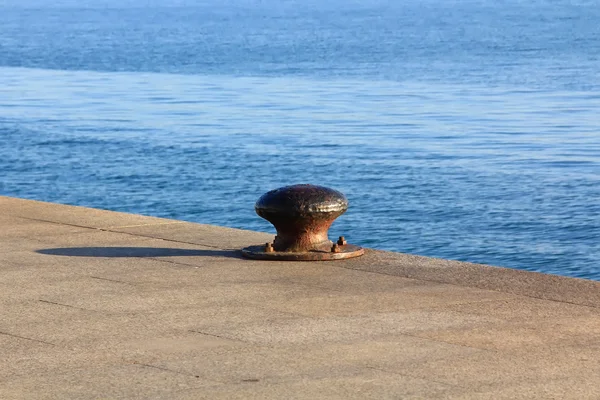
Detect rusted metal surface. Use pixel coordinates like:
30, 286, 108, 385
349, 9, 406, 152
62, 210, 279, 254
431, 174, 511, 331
242, 184, 364, 261
242, 244, 364, 261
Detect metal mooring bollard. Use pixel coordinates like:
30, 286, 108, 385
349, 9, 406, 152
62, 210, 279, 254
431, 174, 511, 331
242, 184, 364, 261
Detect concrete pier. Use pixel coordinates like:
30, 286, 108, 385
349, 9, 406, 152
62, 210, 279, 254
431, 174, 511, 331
1, 195, 600, 399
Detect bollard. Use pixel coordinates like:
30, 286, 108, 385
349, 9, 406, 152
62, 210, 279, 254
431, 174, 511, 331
242, 184, 364, 261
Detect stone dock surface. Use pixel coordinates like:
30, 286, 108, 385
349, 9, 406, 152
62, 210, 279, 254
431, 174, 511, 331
1, 195, 600, 399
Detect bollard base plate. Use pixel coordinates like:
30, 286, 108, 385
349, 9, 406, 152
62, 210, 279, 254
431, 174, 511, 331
241, 244, 364, 261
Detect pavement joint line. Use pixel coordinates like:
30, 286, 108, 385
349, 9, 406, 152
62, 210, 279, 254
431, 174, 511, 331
394, 330, 498, 353
520, 295, 600, 311
104, 222, 187, 229
89, 276, 136, 285
143, 249, 246, 267
279, 297, 521, 320
0, 330, 56, 346
169, 377, 270, 396
9, 215, 229, 250
334, 263, 513, 295
415, 297, 525, 314
334, 263, 600, 310
38, 299, 103, 313
146, 257, 205, 269
188, 329, 242, 342
324, 263, 449, 286
98, 228, 230, 250
13, 215, 185, 232
12, 215, 105, 230
133, 361, 201, 379
365, 365, 467, 389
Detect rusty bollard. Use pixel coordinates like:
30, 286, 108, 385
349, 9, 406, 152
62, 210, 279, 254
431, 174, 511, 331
242, 184, 364, 261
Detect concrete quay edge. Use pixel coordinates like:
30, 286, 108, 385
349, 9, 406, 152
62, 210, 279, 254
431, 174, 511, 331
2, 195, 599, 308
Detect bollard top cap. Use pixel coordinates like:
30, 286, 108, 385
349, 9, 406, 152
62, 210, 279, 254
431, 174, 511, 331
255, 184, 348, 216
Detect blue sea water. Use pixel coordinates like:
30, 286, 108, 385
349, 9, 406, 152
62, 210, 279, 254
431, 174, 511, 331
1, 0, 599, 279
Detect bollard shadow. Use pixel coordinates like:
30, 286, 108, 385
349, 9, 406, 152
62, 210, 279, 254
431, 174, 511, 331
36, 247, 243, 259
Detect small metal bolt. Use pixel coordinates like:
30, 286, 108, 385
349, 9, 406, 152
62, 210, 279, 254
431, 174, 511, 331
337, 236, 347, 246
331, 243, 341, 253
265, 243, 274, 253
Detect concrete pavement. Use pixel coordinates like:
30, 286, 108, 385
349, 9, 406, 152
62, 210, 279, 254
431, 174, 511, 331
1, 195, 600, 399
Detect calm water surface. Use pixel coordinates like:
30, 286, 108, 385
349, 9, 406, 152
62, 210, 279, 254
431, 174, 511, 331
1, 0, 599, 278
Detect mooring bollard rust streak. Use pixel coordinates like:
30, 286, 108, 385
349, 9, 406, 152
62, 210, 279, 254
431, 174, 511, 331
242, 184, 364, 261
